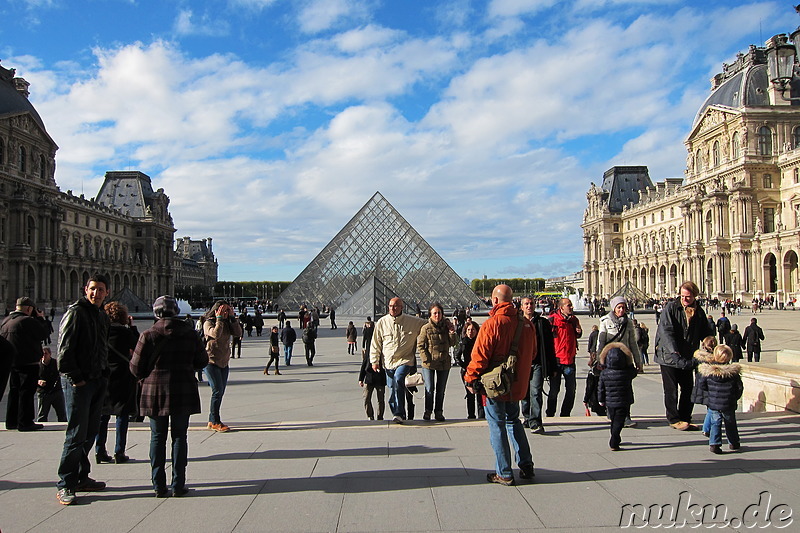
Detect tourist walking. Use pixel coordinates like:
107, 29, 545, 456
346, 321, 358, 354
264, 325, 281, 375
696, 345, 743, 453
742, 318, 765, 362
302, 323, 317, 366
547, 298, 582, 417
281, 321, 297, 366
417, 303, 458, 421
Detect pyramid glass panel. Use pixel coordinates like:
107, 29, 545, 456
275, 192, 485, 317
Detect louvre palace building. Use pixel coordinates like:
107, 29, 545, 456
0, 62, 216, 311
582, 38, 800, 304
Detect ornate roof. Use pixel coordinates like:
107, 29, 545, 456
0, 63, 47, 132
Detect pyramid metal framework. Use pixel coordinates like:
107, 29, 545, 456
274, 192, 485, 317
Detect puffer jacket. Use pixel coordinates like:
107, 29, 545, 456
597, 342, 637, 408
689, 348, 715, 405
131, 317, 208, 417
697, 362, 743, 411
57, 297, 110, 384
203, 316, 242, 368
417, 319, 458, 371
654, 299, 714, 370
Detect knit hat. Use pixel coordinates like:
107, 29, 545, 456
16, 296, 36, 309
609, 296, 627, 310
153, 295, 180, 318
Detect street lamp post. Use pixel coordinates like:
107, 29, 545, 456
706, 278, 713, 312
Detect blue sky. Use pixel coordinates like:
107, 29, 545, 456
0, 0, 791, 282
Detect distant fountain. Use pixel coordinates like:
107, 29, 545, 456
568, 290, 589, 311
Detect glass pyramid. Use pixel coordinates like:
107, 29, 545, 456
274, 192, 486, 317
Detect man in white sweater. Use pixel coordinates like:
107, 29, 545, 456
370, 298, 426, 424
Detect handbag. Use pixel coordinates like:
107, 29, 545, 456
405, 371, 424, 388
480, 313, 524, 399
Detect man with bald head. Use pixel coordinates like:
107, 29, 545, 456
370, 297, 427, 424
547, 298, 582, 417
465, 285, 536, 485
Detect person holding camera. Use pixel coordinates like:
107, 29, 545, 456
202, 301, 242, 432
1, 297, 51, 431
465, 285, 536, 486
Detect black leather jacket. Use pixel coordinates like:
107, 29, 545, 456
0, 311, 49, 366
57, 297, 110, 384
654, 299, 713, 370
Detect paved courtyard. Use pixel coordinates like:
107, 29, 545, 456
1, 308, 798, 532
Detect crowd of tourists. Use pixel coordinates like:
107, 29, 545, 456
0, 278, 765, 502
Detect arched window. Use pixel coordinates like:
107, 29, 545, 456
793, 126, 800, 149
18, 146, 26, 172
757, 126, 772, 156
731, 132, 740, 159
695, 149, 703, 173
713, 141, 720, 166
39, 155, 46, 181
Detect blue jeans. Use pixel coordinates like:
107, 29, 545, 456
284, 344, 293, 365
386, 365, 413, 419
421, 368, 449, 415
708, 408, 740, 446
484, 398, 534, 478
204, 364, 229, 424
149, 415, 190, 492
96, 414, 130, 455
546, 363, 577, 417
57, 376, 107, 489
702, 410, 711, 434
521, 362, 544, 427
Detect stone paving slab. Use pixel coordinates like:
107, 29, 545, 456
1, 309, 799, 532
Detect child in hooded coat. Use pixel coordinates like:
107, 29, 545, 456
697, 344, 743, 454
690, 336, 717, 435
597, 342, 637, 451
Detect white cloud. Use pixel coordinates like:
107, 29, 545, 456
173, 8, 230, 37
487, 0, 559, 19
297, 0, 372, 34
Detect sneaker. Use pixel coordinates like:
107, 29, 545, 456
624, 418, 637, 428
530, 424, 545, 434
486, 473, 515, 486
519, 465, 535, 480
392, 416, 404, 425
57, 488, 76, 505
210, 423, 230, 432
75, 477, 106, 491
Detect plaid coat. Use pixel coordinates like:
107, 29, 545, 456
130, 317, 208, 417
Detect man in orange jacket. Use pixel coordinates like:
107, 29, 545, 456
466, 285, 537, 485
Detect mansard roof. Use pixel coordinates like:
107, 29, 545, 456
95, 171, 160, 218
600, 166, 653, 214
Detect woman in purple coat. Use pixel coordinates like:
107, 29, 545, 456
130, 296, 208, 498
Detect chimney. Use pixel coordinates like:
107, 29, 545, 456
13, 77, 30, 98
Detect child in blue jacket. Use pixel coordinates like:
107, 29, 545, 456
697, 344, 743, 454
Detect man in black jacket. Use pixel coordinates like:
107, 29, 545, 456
55, 274, 111, 505
1, 297, 50, 431
654, 281, 714, 431
520, 296, 557, 434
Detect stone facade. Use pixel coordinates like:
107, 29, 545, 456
173, 236, 218, 292
0, 62, 212, 311
582, 44, 800, 303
